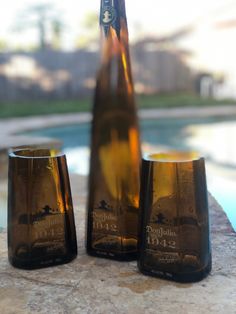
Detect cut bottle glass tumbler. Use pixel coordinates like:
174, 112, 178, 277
8, 149, 77, 269
138, 152, 212, 282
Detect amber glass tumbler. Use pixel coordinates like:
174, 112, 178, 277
8, 149, 77, 269
138, 152, 211, 282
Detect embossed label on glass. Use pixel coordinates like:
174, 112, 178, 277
145, 220, 180, 264
19, 205, 66, 255
92, 200, 118, 234
146, 225, 177, 248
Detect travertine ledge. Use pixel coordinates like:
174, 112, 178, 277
0, 174, 235, 314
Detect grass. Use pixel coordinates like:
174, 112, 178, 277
137, 94, 235, 108
0, 99, 92, 118
0, 93, 235, 118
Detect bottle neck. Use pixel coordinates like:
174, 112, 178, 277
100, 0, 127, 39
98, 0, 134, 95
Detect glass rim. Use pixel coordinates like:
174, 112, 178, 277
9, 148, 65, 159
143, 151, 204, 163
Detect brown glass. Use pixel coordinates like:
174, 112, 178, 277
138, 152, 212, 282
86, 0, 141, 261
8, 149, 77, 269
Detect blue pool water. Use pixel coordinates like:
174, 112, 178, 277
26, 116, 236, 230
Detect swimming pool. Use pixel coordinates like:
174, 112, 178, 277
26, 116, 236, 230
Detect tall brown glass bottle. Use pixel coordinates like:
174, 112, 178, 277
86, 0, 141, 261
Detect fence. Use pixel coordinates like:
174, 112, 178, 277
0, 44, 194, 102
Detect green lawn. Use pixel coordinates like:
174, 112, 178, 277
0, 94, 235, 118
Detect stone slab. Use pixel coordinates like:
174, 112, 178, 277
0, 175, 235, 314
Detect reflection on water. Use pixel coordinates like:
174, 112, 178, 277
187, 122, 236, 167
62, 117, 236, 230
65, 147, 90, 176
207, 168, 236, 230
0, 199, 7, 229
8, 116, 236, 231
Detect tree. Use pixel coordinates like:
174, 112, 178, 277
51, 18, 65, 50
76, 12, 99, 48
13, 3, 65, 50
0, 39, 8, 52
